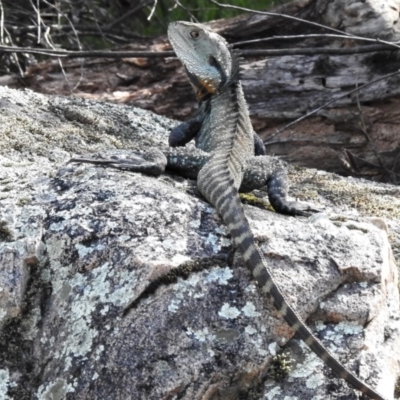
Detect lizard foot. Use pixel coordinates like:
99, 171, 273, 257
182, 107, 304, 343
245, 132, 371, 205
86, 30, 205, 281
273, 200, 321, 217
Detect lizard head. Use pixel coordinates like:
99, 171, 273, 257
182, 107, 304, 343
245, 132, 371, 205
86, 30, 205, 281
168, 21, 235, 100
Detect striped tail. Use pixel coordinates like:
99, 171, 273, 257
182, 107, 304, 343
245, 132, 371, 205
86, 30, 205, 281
198, 168, 386, 400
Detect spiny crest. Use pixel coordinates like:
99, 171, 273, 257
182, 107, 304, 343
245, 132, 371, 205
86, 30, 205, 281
230, 48, 242, 83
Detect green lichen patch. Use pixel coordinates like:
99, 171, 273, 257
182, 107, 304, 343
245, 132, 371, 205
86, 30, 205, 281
289, 167, 400, 265
289, 167, 400, 219
239, 193, 273, 211
267, 351, 294, 382
17, 197, 32, 207
0, 87, 176, 164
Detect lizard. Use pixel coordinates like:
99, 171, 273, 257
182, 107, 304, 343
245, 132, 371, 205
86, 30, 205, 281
69, 21, 387, 400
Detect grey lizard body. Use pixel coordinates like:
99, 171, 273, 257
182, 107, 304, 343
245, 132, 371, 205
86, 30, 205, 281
70, 21, 387, 400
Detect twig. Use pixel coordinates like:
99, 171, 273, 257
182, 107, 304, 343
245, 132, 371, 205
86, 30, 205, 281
29, 0, 41, 44
392, 151, 400, 177
0, 44, 174, 58
264, 139, 364, 149
41, 0, 82, 50
91, 17, 116, 46
0, 43, 398, 59
172, 0, 199, 23
209, 0, 400, 50
5, 24, 147, 40
209, 0, 353, 36
265, 69, 400, 143
35, 0, 41, 44
36, 8, 86, 87
107, 0, 153, 30
43, 25, 74, 94
232, 33, 399, 48
3, 27, 23, 76
355, 84, 398, 183
239, 44, 396, 56
0, 0, 4, 44
148, 0, 158, 21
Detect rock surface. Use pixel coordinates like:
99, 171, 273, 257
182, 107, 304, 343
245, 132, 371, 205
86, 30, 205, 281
0, 86, 399, 399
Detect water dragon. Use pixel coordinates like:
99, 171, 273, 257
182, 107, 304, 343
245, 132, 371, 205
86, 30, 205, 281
70, 21, 387, 400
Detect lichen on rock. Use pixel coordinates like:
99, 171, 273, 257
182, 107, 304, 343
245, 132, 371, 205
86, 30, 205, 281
0, 87, 399, 399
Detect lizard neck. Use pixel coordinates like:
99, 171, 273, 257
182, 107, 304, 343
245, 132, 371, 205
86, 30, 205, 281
196, 80, 254, 185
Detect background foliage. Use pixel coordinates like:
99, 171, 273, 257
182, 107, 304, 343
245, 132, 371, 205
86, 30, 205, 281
2, 1, 286, 43
0, 0, 287, 74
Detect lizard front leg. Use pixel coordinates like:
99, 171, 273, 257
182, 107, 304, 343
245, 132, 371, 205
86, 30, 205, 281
165, 147, 210, 179
170, 101, 264, 157
69, 148, 168, 176
253, 132, 266, 156
240, 156, 317, 216
169, 107, 205, 147
69, 147, 210, 180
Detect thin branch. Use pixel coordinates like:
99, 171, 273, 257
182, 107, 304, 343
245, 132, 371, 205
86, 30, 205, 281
92, 16, 118, 46
41, 0, 82, 50
392, 151, 400, 176
3, 27, 23, 76
0, 43, 398, 59
264, 139, 365, 149
232, 33, 399, 48
6, 24, 147, 40
36, 0, 41, 44
0, 44, 174, 58
209, 0, 353, 36
106, 0, 153, 30
172, 0, 200, 23
265, 69, 400, 143
50, 31, 132, 44
43, 24, 75, 94
342, 149, 383, 173
0, 0, 4, 44
355, 85, 399, 183
29, 0, 41, 44
148, 0, 158, 21
239, 44, 396, 56
210, 0, 400, 50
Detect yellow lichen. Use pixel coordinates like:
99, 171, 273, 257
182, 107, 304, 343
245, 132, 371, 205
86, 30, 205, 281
239, 193, 273, 211
268, 351, 293, 382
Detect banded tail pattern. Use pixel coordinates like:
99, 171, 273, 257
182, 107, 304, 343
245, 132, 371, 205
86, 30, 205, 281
168, 20, 387, 400
193, 78, 386, 400
200, 172, 386, 400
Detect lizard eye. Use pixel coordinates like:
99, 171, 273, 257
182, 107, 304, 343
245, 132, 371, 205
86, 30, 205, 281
189, 30, 200, 39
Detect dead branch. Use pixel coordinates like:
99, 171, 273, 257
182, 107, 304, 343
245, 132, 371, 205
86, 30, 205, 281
355, 89, 399, 183
209, 0, 400, 49
0, 43, 398, 59
267, 69, 400, 141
